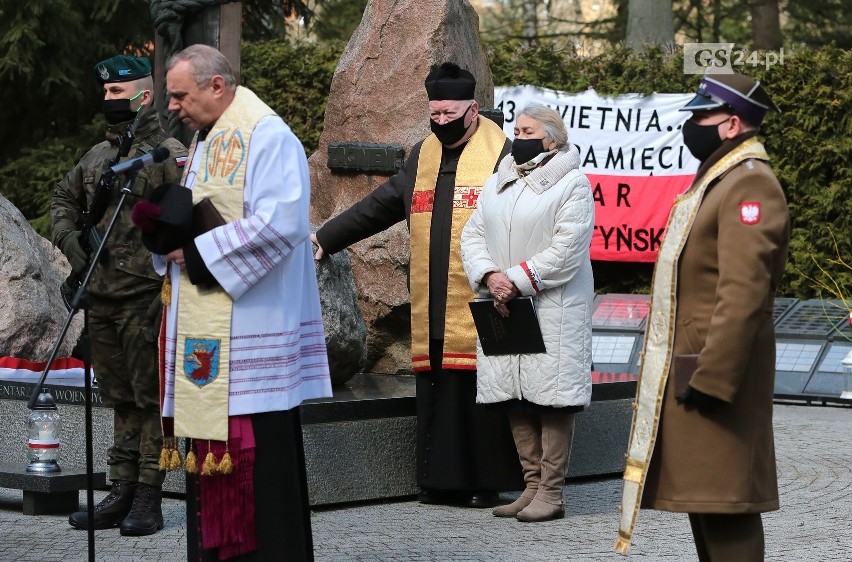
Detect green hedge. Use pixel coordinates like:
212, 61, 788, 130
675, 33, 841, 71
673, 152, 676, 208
241, 40, 344, 155
1, 39, 848, 301
0, 117, 106, 237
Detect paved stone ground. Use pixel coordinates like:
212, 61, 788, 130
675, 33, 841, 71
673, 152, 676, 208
1, 403, 849, 561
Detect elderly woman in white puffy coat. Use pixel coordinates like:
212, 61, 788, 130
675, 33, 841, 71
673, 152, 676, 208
461, 103, 594, 522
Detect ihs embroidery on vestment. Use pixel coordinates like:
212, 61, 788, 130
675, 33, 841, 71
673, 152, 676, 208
205, 128, 245, 185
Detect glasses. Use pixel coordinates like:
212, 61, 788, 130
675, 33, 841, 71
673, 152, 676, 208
430, 103, 473, 121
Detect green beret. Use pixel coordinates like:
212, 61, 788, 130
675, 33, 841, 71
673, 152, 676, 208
94, 55, 152, 84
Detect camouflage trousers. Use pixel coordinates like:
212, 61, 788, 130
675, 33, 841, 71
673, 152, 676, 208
88, 292, 164, 487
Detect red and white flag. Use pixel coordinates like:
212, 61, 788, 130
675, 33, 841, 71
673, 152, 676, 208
0, 356, 94, 383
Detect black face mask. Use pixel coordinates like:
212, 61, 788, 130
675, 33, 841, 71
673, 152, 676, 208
103, 98, 138, 125
682, 117, 730, 162
430, 104, 472, 146
511, 137, 547, 165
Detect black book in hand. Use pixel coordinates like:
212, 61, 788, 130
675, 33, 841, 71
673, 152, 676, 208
468, 296, 546, 356
193, 197, 226, 235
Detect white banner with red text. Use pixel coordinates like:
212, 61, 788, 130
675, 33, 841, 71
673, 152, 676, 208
494, 86, 698, 262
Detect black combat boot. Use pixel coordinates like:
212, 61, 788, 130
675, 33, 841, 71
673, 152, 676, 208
119, 482, 164, 536
69, 481, 137, 530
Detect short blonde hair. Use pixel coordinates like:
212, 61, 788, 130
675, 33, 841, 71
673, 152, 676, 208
519, 103, 568, 148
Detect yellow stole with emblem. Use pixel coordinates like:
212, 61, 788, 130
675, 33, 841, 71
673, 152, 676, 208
173, 87, 275, 442
616, 138, 769, 554
409, 117, 506, 372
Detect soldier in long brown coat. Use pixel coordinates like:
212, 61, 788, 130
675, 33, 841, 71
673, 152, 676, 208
617, 72, 790, 561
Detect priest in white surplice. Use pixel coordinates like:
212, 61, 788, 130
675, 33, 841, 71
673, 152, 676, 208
152, 44, 330, 562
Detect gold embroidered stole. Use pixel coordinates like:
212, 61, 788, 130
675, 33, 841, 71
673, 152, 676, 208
173, 87, 275, 441
409, 117, 506, 372
616, 138, 769, 554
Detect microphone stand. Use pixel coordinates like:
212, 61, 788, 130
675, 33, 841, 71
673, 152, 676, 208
28, 171, 141, 562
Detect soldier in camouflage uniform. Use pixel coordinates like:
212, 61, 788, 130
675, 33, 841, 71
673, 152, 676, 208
52, 55, 187, 537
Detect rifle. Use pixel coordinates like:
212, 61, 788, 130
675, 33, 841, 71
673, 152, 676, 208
61, 113, 142, 309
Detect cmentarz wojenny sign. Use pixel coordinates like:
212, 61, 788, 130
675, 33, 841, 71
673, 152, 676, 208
0, 382, 103, 407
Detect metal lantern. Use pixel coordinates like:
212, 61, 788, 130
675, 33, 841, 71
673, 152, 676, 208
26, 390, 61, 473
841, 350, 852, 400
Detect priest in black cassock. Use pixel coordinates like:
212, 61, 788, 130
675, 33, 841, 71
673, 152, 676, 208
312, 62, 522, 508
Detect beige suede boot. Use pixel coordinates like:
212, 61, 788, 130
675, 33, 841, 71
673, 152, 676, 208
516, 412, 576, 522
493, 412, 542, 517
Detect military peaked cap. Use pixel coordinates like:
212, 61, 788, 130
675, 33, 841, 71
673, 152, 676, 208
680, 71, 780, 126
424, 62, 476, 101
94, 55, 152, 85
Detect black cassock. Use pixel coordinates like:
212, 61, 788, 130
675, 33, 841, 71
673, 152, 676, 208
187, 409, 314, 562
317, 136, 522, 494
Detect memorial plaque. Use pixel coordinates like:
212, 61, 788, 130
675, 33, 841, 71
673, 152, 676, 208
479, 108, 504, 129
591, 294, 650, 332
772, 300, 849, 400
327, 142, 405, 174
592, 335, 638, 372
802, 342, 852, 397
830, 312, 852, 340
775, 299, 848, 339
775, 341, 823, 373
592, 371, 638, 384
772, 297, 799, 325
590, 370, 638, 400
774, 340, 824, 395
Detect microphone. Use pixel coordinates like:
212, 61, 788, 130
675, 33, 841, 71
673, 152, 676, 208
104, 147, 170, 177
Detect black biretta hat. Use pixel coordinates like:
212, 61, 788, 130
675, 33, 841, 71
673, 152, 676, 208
131, 183, 193, 254
424, 62, 476, 101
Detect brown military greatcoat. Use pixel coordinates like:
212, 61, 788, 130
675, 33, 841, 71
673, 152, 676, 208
641, 137, 790, 513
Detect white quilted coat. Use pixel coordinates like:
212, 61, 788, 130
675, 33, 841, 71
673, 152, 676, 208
461, 146, 594, 407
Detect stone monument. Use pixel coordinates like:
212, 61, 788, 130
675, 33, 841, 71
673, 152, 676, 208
309, 0, 494, 374
0, 195, 81, 359
312, 227, 368, 385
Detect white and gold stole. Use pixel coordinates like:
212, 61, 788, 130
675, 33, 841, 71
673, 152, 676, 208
173, 87, 275, 442
616, 138, 769, 553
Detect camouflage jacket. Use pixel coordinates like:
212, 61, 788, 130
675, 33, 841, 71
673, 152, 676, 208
52, 106, 187, 299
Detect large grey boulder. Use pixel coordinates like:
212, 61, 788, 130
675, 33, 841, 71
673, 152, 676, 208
309, 0, 493, 374
0, 195, 81, 359
312, 227, 367, 385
